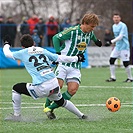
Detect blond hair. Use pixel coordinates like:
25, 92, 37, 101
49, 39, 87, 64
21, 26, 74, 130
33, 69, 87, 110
81, 13, 99, 25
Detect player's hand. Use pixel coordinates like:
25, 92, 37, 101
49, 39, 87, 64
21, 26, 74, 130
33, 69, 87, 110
3, 35, 11, 46
105, 40, 112, 45
95, 39, 102, 47
53, 52, 61, 65
52, 61, 59, 65
77, 54, 85, 62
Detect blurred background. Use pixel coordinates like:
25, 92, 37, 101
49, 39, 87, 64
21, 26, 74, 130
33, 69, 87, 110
0, 0, 132, 67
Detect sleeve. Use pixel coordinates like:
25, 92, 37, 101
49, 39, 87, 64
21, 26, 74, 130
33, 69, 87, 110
52, 35, 61, 52
119, 24, 127, 36
52, 28, 72, 52
13, 50, 23, 60
111, 34, 123, 43
57, 55, 78, 63
3, 44, 23, 60
44, 49, 58, 61
3, 44, 14, 59
111, 24, 125, 43
44, 49, 78, 63
90, 31, 98, 42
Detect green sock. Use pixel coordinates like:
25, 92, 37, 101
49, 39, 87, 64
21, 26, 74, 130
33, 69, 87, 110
45, 98, 52, 108
62, 91, 72, 100
48, 91, 72, 110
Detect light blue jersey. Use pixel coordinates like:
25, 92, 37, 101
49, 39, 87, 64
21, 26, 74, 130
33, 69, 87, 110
13, 46, 58, 85
112, 21, 129, 51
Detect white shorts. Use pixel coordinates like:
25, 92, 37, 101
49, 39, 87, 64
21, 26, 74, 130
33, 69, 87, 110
26, 78, 62, 101
110, 48, 130, 61
55, 64, 81, 83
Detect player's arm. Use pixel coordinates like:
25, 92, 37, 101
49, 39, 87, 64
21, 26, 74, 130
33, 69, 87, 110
53, 28, 72, 54
111, 34, 123, 44
3, 36, 22, 60
3, 44, 14, 59
57, 54, 85, 63
106, 34, 123, 45
44, 49, 85, 63
108, 25, 125, 45
52, 35, 61, 54
91, 31, 102, 47
3, 35, 15, 59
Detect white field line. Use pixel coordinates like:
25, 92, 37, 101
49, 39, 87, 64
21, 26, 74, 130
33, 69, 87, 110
0, 85, 133, 89
0, 102, 132, 110
79, 86, 133, 89
1, 102, 132, 105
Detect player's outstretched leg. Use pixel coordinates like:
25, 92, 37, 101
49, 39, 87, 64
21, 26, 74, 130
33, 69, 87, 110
44, 91, 72, 119
5, 89, 22, 121
44, 98, 52, 108
43, 98, 56, 119
43, 106, 56, 119
44, 96, 88, 120
63, 100, 88, 119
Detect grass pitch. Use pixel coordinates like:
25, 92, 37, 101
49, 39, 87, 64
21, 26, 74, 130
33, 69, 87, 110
0, 67, 133, 133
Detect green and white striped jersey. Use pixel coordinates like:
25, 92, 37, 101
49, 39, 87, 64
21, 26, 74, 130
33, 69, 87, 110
53, 24, 97, 69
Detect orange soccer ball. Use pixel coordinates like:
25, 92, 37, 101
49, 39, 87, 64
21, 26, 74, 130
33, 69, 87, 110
106, 97, 121, 112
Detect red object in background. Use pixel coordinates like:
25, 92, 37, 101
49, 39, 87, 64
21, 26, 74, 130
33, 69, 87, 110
45, 16, 58, 35
28, 15, 39, 35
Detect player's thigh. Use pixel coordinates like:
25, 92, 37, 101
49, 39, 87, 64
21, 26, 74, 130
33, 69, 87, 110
66, 68, 81, 95
27, 78, 59, 99
66, 67, 81, 82
120, 50, 130, 61
110, 48, 120, 58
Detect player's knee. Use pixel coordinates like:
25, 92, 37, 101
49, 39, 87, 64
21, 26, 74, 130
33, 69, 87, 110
68, 89, 77, 96
109, 58, 116, 65
54, 97, 65, 107
123, 61, 129, 67
68, 87, 78, 96
13, 83, 20, 93
13, 83, 27, 95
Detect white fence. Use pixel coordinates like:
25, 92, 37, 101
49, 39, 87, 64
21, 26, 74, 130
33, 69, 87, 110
87, 46, 123, 67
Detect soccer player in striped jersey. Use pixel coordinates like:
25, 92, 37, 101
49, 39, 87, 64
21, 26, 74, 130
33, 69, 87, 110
3, 34, 87, 121
44, 13, 102, 119
106, 13, 133, 82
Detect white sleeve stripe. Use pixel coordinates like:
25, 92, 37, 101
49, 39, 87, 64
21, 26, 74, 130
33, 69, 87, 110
3, 44, 15, 59
57, 55, 78, 63
111, 34, 123, 43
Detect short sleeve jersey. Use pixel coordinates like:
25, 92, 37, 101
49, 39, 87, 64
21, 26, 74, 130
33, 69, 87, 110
13, 46, 58, 85
112, 21, 130, 51
54, 25, 97, 69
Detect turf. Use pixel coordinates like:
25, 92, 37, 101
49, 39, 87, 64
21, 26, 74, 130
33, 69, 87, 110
0, 67, 133, 133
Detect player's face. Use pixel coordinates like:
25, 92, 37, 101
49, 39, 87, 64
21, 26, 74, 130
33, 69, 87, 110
81, 23, 97, 33
113, 15, 121, 24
